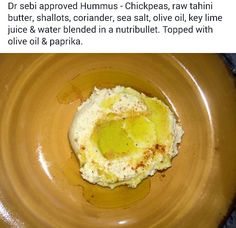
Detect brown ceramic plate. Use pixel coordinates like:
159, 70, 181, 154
0, 54, 235, 227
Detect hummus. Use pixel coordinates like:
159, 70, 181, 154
69, 86, 183, 188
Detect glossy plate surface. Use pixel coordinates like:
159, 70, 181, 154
0, 54, 235, 227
